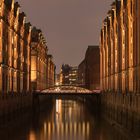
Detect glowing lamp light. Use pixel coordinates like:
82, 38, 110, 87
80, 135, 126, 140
55, 82, 59, 86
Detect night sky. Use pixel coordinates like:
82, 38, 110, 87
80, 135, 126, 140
17, 0, 113, 72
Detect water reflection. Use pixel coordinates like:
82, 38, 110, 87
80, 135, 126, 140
42, 121, 90, 140
0, 99, 132, 140
29, 99, 131, 140
29, 131, 36, 140
41, 100, 92, 140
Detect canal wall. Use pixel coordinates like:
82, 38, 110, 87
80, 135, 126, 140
101, 93, 140, 139
0, 94, 33, 123
85, 94, 101, 115
32, 93, 54, 114
0, 93, 54, 124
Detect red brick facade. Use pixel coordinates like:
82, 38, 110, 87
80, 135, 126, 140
78, 46, 100, 90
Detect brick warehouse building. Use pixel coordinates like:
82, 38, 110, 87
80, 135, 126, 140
0, 0, 55, 93
100, 0, 140, 94
100, 0, 140, 137
78, 46, 100, 90
31, 27, 55, 90
47, 54, 55, 88
0, 0, 31, 94
78, 60, 86, 87
0, 0, 56, 120
31, 27, 48, 90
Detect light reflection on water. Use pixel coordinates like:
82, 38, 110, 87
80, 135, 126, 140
35, 100, 91, 140
0, 99, 132, 140
40, 121, 90, 140
28, 99, 131, 140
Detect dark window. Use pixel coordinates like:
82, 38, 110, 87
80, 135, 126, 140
131, 1, 133, 15
2, 73, 4, 91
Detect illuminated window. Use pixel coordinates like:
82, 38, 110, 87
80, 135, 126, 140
31, 56, 36, 71
0, 50, 2, 62
129, 69, 133, 92
130, 53, 133, 60
14, 23, 17, 29
12, 36, 14, 45
31, 56, 37, 81
13, 72, 17, 92
14, 48, 17, 58
0, 5, 2, 16
131, 37, 133, 44
115, 75, 117, 91
0, 21, 2, 62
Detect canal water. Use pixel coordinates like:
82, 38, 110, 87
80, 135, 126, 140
0, 99, 132, 140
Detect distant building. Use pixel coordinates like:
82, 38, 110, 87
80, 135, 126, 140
69, 66, 78, 85
61, 64, 71, 85
78, 46, 100, 90
55, 74, 60, 85
47, 54, 55, 88
78, 60, 86, 87
85, 45, 100, 90
55, 73, 64, 86
59, 70, 63, 85
61, 64, 78, 85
